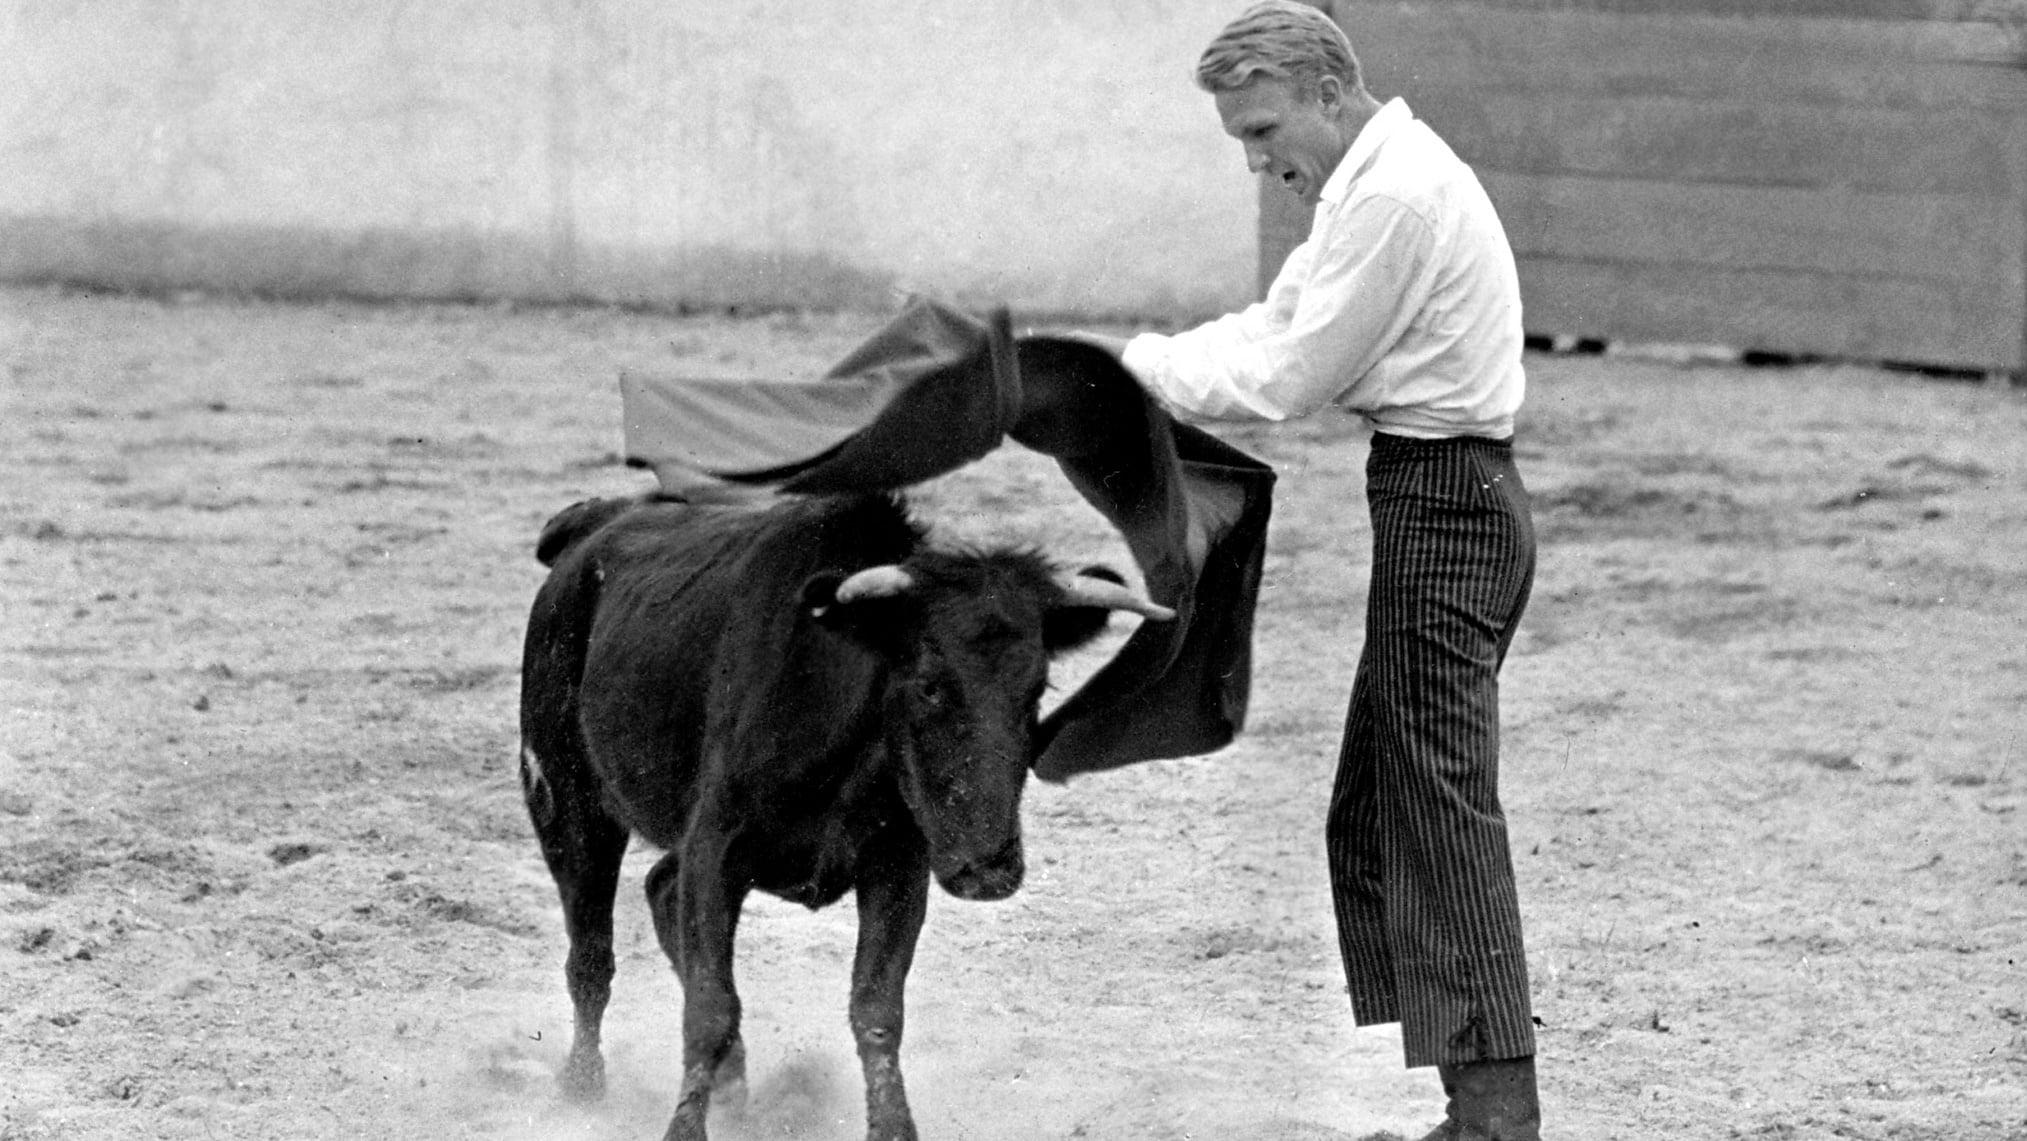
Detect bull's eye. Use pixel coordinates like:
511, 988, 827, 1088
916, 676, 952, 709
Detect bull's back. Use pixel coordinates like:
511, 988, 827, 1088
534, 497, 636, 568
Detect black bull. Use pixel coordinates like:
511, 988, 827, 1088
519, 491, 1172, 1141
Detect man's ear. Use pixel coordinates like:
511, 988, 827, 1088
1314, 73, 1343, 112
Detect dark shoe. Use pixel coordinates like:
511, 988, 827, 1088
1426, 1056, 1541, 1141
1414, 1065, 1460, 1140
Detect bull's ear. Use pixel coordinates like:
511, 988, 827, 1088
800, 570, 848, 615
800, 571, 914, 652
1042, 565, 1122, 655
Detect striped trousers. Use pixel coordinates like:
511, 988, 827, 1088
1326, 432, 1537, 1068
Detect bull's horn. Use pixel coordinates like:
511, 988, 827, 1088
834, 564, 917, 603
1055, 573, 1176, 622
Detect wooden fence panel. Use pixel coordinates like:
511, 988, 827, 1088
1261, 0, 2027, 371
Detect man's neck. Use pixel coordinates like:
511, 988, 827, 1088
1339, 89, 1385, 137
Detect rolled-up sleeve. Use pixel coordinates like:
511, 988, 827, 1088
1124, 194, 1434, 422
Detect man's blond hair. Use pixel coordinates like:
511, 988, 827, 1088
1195, 1, 1363, 94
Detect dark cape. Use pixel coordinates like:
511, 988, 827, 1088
619, 298, 1275, 782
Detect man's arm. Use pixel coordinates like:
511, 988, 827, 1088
1122, 194, 1435, 422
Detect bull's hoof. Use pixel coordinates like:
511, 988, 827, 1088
559, 1050, 607, 1102
711, 1039, 749, 1112
710, 1072, 749, 1113
867, 1118, 920, 1141
660, 1102, 709, 1141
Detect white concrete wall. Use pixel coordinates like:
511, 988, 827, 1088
0, 0, 1260, 317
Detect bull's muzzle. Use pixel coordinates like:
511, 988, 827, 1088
935, 836, 1025, 902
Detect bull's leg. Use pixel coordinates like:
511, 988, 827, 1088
850, 833, 931, 1141
524, 745, 631, 1102
644, 852, 749, 1112
646, 840, 749, 1141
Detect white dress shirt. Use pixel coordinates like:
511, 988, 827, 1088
1122, 98, 1526, 439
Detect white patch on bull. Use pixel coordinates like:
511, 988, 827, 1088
521, 745, 556, 825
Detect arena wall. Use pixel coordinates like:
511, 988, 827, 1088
1269, 0, 2027, 372
0, 1, 1259, 319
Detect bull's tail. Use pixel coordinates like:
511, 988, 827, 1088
535, 498, 637, 567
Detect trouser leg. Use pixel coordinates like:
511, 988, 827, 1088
1326, 435, 1538, 1069
1326, 656, 1396, 1021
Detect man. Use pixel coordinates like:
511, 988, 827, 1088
1097, 3, 1544, 1137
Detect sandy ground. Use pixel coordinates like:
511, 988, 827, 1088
1, 285, 2022, 1141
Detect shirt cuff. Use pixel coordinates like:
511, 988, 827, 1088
1120, 332, 1168, 392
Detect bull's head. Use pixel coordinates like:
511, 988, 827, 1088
802, 553, 1171, 901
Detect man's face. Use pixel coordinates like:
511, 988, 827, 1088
1215, 75, 1351, 207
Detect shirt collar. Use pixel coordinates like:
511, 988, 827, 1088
1319, 97, 1412, 207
